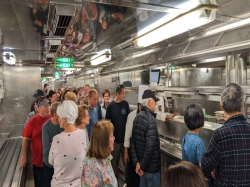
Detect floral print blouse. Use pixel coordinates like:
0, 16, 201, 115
82, 156, 118, 187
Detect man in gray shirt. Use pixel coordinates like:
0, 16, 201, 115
42, 102, 63, 187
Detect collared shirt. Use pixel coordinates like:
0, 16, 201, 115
86, 106, 98, 139
201, 114, 250, 186
82, 155, 118, 187
155, 96, 164, 112
100, 102, 108, 119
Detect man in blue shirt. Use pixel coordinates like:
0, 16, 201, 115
86, 89, 101, 139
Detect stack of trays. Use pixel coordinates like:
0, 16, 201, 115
215, 111, 225, 124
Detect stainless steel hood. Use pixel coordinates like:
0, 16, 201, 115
2, 0, 250, 76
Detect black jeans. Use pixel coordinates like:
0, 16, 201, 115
125, 148, 140, 187
43, 164, 54, 187
33, 165, 44, 187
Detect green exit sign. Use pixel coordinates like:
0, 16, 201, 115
54, 72, 60, 79
168, 66, 177, 70
55, 57, 74, 63
56, 63, 74, 68
42, 77, 47, 82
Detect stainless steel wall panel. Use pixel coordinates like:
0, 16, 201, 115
178, 68, 225, 86
119, 72, 130, 85
217, 25, 250, 47
67, 78, 77, 88
2, 66, 40, 137
172, 97, 221, 116
97, 74, 117, 102
54, 81, 64, 91
125, 92, 138, 106
76, 77, 85, 88
134, 70, 143, 86
157, 116, 222, 149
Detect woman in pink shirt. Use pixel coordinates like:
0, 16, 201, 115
49, 100, 87, 187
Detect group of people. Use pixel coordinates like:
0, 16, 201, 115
175, 83, 250, 187
20, 82, 250, 187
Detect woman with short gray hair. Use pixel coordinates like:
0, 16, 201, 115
49, 100, 87, 187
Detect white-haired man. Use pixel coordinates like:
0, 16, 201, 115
201, 83, 250, 186
131, 90, 161, 187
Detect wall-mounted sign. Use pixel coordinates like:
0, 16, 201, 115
55, 57, 75, 63
167, 66, 177, 70
55, 63, 74, 68
42, 77, 47, 82
54, 72, 60, 79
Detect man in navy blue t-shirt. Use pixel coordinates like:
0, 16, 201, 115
106, 84, 129, 179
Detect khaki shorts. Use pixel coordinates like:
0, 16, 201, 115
111, 142, 124, 169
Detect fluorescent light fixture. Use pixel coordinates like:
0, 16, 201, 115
205, 17, 250, 36
137, 0, 202, 35
3, 52, 16, 65
134, 6, 217, 48
91, 49, 111, 66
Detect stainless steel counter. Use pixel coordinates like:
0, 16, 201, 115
173, 116, 222, 131
157, 115, 222, 151
158, 115, 223, 186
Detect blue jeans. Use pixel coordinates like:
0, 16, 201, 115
139, 171, 160, 187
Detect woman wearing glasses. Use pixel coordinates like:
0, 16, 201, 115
49, 100, 87, 187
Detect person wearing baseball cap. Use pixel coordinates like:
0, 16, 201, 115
124, 87, 177, 187
130, 89, 161, 187
19, 96, 51, 187
31, 89, 45, 112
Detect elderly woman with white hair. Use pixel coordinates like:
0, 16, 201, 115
49, 100, 87, 187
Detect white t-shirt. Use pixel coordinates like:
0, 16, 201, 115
155, 96, 164, 113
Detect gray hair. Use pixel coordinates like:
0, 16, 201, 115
57, 100, 78, 124
141, 98, 152, 106
221, 83, 245, 113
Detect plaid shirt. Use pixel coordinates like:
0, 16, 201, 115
201, 114, 250, 186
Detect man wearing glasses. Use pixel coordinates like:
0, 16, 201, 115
19, 96, 52, 187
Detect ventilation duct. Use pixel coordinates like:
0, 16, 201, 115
48, 40, 61, 53
45, 54, 55, 64
52, 5, 76, 36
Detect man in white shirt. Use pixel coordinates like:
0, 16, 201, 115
155, 95, 164, 112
